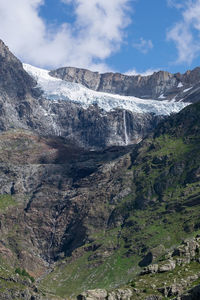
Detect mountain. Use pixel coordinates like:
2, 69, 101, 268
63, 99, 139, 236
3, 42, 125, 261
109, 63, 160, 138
49, 65, 200, 102
0, 98, 200, 299
0, 39, 190, 149
0, 40, 37, 100
0, 39, 200, 299
38, 102, 200, 299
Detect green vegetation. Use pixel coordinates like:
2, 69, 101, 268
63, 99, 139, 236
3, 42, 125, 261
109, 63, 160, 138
40, 104, 200, 298
2, 103, 200, 299
15, 267, 35, 282
0, 195, 16, 211
0, 257, 29, 296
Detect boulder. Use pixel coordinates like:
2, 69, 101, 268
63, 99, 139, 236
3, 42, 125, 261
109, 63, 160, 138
77, 289, 108, 300
77, 288, 133, 300
108, 288, 133, 300
158, 260, 176, 273
141, 264, 159, 275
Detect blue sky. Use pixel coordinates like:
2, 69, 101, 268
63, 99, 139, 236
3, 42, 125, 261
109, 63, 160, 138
0, 0, 200, 75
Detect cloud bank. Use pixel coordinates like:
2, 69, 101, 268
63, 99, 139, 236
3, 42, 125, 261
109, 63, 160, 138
167, 0, 200, 64
0, 0, 130, 71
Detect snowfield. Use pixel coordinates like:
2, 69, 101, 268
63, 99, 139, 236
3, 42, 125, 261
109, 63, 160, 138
23, 64, 190, 115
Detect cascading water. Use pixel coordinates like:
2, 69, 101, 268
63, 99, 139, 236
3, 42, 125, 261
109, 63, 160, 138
123, 110, 128, 146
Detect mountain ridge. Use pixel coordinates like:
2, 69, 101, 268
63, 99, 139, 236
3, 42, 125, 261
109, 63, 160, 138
0, 39, 179, 149
49, 65, 200, 102
0, 38, 200, 299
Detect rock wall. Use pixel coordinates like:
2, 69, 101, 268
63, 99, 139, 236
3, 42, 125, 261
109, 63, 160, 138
0, 39, 161, 149
49, 66, 200, 101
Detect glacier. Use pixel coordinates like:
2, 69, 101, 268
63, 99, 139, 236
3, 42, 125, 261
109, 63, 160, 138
23, 64, 190, 116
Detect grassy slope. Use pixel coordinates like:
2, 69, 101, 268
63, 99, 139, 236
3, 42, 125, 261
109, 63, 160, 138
40, 103, 200, 298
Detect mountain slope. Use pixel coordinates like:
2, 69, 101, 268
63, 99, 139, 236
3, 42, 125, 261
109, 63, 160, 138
39, 102, 200, 299
0, 38, 200, 299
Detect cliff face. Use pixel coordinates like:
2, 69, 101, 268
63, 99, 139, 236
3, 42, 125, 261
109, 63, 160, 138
49, 66, 200, 102
39, 102, 200, 298
1, 39, 200, 299
49, 67, 176, 98
0, 130, 134, 273
0, 40, 163, 149
0, 40, 37, 100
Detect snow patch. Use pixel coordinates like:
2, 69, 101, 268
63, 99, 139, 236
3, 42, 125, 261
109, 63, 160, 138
23, 64, 190, 116
158, 94, 166, 99
177, 82, 183, 88
183, 87, 193, 93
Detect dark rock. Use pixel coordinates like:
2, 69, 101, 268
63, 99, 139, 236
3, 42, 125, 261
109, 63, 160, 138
139, 245, 165, 267
0, 40, 37, 100
179, 284, 200, 300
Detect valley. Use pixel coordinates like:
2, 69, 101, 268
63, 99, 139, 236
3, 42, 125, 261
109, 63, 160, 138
0, 39, 200, 299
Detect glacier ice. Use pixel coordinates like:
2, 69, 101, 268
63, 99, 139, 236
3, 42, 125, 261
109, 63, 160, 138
23, 64, 190, 116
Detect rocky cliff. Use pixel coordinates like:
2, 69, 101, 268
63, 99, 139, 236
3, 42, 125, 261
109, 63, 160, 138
1, 38, 200, 299
49, 65, 200, 102
0, 101, 199, 299
0, 40, 37, 100
0, 40, 165, 149
39, 102, 200, 298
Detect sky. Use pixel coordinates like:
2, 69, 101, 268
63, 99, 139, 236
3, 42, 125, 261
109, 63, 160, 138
0, 0, 200, 75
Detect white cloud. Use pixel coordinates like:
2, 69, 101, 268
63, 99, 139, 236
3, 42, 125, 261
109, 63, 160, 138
167, 0, 184, 9
132, 37, 153, 54
0, 0, 131, 71
167, 0, 200, 64
124, 68, 158, 76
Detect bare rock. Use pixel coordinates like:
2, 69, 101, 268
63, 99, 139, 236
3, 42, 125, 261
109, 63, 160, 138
77, 288, 133, 300
158, 260, 176, 273
141, 264, 159, 275
178, 284, 200, 300
77, 289, 108, 300
108, 288, 133, 300
158, 283, 183, 297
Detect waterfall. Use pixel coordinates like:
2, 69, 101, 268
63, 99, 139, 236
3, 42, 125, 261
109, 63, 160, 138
123, 110, 128, 146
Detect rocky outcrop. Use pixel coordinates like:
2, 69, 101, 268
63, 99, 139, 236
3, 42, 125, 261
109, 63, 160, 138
172, 237, 200, 266
0, 273, 42, 300
141, 237, 200, 276
179, 284, 200, 300
139, 244, 165, 267
49, 66, 200, 102
158, 259, 176, 272
77, 288, 133, 300
0, 40, 38, 100
141, 260, 176, 275
49, 67, 177, 99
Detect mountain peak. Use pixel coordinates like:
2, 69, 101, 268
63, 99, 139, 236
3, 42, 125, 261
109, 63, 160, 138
0, 40, 37, 100
0, 39, 21, 64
